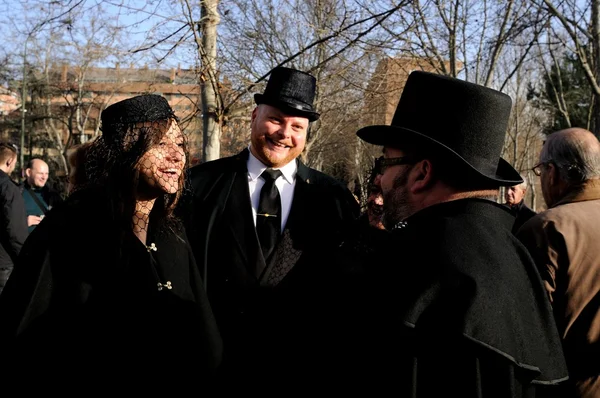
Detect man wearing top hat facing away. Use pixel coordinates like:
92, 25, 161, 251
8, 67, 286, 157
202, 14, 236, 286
325, 71, 569, 396
182, 66, 359, 388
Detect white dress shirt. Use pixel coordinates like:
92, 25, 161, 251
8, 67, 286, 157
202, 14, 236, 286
247, 148, 296, 232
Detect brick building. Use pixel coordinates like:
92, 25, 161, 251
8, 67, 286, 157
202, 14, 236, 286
46, 63, 201, 140
0, 86, 19, 116
361, 57, 458, 127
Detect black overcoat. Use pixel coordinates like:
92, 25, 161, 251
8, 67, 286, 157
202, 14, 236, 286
181, 148, 359, 387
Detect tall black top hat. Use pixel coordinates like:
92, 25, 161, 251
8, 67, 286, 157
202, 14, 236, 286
357, 71, 522, 186
101, 94, 175, 138
254, 67, 320, 121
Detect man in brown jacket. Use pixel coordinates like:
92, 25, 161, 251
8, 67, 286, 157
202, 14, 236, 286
517, 127, 600, 398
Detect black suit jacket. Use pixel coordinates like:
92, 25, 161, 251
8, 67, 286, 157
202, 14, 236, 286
181, 149, 359, 386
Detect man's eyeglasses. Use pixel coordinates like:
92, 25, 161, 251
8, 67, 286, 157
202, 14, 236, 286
532, 161, 551, 176
374, 156, 416, 174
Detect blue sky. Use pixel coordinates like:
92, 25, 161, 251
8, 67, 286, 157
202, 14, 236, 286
0, 0, 196, 70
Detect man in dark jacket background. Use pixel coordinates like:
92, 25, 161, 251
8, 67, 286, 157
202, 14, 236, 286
0, 143, 27, 295
505, 174, 536, 233
20, 158, 63, 234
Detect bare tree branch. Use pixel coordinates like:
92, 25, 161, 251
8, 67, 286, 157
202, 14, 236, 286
225, 1, 409, 112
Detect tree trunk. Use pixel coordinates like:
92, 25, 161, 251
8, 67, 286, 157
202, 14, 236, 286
200, 0, 221, 162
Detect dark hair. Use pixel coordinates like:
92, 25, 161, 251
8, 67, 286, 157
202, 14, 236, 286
67, 141, 94, 192
0, 142, 17, 164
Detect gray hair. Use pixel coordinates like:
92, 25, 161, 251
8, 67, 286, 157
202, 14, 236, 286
540, 128, 600, 184
517, 174, 528, 189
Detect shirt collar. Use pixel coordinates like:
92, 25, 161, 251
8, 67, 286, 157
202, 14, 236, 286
247, 146, 297, 184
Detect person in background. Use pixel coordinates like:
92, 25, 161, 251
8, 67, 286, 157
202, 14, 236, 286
325, 71, 568, 396
66, 141, 94, 194
332, 157, 391, 308
181, 66, 359, 389
20, 158, 63, 233
338, 157, 389, 261
517, 127, 600, 398
505, 174, 536, 233
364, 157, 386, 230
0, 94, 222, 393
0, 143, 27, 296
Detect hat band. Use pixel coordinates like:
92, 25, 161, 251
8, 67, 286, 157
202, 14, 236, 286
285, 101, 313, 112
264, 95, 314, 112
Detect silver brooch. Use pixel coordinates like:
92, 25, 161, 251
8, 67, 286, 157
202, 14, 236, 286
157, 281, 172, 291
392, 221, 408, 231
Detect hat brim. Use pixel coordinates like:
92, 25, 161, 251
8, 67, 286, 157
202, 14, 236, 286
254, 94, 320, 122
357, 124, 523, 186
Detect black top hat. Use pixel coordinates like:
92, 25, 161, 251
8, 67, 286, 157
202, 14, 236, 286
357, 71, 522, 186
101, 94, 175, 138
254, 67, 320, 121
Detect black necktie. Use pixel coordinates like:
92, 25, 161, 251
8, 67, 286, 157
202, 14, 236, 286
257, 168, 283, 262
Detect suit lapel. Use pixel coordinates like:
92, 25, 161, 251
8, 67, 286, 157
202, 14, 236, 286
224, 168, 265, 279
199, 149, 264, 280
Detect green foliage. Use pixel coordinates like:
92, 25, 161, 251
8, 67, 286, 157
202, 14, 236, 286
527, 51, 593, 134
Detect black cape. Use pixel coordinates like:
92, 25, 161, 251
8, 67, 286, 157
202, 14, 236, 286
0, 188, 222, 393
320, 199, 568, 397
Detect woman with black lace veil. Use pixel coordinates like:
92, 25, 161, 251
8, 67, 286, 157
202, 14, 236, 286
0, 95, 222, 392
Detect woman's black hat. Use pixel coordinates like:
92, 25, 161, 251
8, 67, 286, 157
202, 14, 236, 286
357, 71, 522, 186
101, 94, 175, 138
254, 67, 320, 121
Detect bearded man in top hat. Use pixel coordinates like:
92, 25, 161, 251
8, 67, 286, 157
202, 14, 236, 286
181, 66, 359, 389
323, 71, 569, 396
